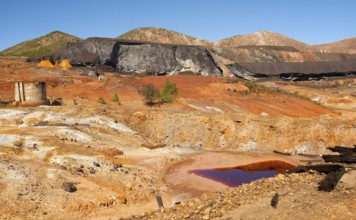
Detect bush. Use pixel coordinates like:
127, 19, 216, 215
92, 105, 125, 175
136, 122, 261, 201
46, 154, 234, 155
111, 93, 120, 104
50, 82, 57, 88
245, 80, 255, 91
97, 97, 106, 104
159, 80, 178, 103
138, 84, 160, 105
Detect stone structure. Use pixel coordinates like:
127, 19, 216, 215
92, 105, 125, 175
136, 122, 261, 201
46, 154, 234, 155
14, 82, 49, 106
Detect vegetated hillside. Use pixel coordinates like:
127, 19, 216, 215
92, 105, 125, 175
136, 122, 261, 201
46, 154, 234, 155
316, 37, 356, 53
215, 30, 314, 52
0, 31, 82, 57
117, 27, 211, 46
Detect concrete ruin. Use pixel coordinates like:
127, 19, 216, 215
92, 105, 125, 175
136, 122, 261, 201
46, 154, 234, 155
14, 82, 49, 106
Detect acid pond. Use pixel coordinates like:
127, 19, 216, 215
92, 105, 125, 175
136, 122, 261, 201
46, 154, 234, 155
189, 160, 296, 187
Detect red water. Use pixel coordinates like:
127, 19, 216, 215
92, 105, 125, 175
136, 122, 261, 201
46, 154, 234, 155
189, 160, 295, 187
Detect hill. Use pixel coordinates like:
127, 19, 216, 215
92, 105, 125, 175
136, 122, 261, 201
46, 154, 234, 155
215, 30, 314, 52
0, 31, 82, 57
316, 37, 356, 53
117, 27, 211, 46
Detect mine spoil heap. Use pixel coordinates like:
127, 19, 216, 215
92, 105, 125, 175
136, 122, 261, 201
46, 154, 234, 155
28, 36, 356, 81
29, 38, 223, 77
227, 60, 356, 81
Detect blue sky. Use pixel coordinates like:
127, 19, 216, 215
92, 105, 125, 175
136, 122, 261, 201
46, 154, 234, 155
0, 0, 355, 51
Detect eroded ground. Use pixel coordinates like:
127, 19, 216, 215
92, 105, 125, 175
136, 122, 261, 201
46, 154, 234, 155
0, 58, 355, 219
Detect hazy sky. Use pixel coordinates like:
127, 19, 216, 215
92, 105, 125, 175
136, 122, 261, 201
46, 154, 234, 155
1, 0, 355, 51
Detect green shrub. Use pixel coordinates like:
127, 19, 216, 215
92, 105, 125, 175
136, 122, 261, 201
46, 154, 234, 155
245, 80, 255, 91
97, 97, 106, 104
111, 93, 120, 104
159, 80, 178, 103
138, 84, 160, 105
50, 82, 57, 88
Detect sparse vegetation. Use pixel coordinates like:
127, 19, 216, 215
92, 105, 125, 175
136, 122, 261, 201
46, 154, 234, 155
225, 77, 241, 84
138, 80, 178, 105
0, 31, 82, 57
233, 80, 321, 104
97, 97, 106, 104
50, 82, 57, 88
159, 80, 178, 103
138, 84, 160, 105
117, 27, 210, 46
111, 93, 121, 104
245, 80, 256, 91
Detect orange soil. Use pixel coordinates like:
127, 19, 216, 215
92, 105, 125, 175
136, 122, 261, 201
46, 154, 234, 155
0, 58, 335, 117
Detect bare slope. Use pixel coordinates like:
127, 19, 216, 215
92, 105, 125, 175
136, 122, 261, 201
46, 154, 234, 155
117, 27, 211, 46
316, 37, 356, 53
215, 30, 313, 52
0, 31, 82, 57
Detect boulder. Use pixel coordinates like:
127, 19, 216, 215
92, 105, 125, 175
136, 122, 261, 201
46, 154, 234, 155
175, 46, 222, 76
112, 43, 222, 76
62, 182, 77, 193
112, 43, 177, 75
337, 169, 356, 190
66, 38, 117, 66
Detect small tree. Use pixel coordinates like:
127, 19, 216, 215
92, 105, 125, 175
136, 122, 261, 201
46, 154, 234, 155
160, 80, 178, 103
97, 97, 106, 104
138, 84, 160, 105
111, 93, 121, 104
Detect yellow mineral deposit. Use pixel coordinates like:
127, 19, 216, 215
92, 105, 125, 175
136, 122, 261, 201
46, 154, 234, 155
38, 59, 72, 70
57, 59, 72, 70
37, 60, 54, 68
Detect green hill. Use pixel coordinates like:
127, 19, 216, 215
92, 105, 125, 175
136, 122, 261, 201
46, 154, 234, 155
0, 31, 82, 57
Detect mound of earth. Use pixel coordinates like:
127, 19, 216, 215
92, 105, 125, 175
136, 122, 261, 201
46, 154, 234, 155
117, 27, 211, 46
316, 37, 356, 54
214, 31, 314, 52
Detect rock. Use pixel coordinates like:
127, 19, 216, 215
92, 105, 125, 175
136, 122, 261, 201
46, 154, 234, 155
62, 182, 77, 192
66, 38, 117, 66
337, 169, 356, 190
276, 174, 286, 180
93, 162, 101, 167
112, 42, 222, 76
203, 207, 211, 214
271, 193, 279, 208
75, 167, 84, 173
113, 44, 177, 75
33, 38, 223, 76
202, 214, 210, 220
